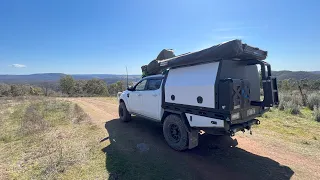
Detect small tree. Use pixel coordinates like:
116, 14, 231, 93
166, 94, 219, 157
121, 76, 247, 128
85, 79, 109, 96
11, 84, 29, 96
0, 83, 11, 96
74, 80, 87, 96
30, 86, 44, 96
60, 75, 75, 96
108, 81, 126, 96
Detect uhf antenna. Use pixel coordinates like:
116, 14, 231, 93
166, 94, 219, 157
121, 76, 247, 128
126, 66, 129, 88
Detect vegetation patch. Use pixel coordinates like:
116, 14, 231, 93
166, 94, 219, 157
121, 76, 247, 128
256, 107, 320, 158
307, 92, 320, 110
0, 98, 107, 179
313, 107, 320, 122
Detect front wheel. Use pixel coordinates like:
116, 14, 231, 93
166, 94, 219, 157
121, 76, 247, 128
119, 102, 131, 122
163, 114, 188, 151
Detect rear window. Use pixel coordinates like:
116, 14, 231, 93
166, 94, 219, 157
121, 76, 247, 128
147, 79, 162, 90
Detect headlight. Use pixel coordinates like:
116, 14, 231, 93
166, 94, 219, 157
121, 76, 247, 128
231, 112, 241, 120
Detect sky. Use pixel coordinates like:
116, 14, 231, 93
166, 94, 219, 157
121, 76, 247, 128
0, 0, 319, 75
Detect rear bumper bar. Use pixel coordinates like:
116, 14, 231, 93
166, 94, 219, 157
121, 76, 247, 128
229, 119, 260, 136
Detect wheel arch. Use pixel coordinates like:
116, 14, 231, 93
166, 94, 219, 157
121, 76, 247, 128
161, 110, 191, 132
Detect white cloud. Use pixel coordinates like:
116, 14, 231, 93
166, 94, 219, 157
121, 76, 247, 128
11, 64, 26, 68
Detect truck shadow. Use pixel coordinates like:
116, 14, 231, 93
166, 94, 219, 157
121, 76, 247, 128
101, 116, 294, 180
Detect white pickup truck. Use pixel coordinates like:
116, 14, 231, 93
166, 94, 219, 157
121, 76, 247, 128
118, 40, 279, 151
118, 61, 278, 151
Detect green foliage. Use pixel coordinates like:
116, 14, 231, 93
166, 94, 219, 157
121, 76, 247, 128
278, 79, 320, 91
0, 77, 132, 97
313, 107, 320, 122
307, 93, 320, 110
108, 81, 126, 96
0, 99, 107, 179
84, 79, 109, 96
59, 75, 75, 95
285, 101, 301, 115
0, 83, 11, 96
29, 86, 44, 96
277, 92, 301, 115
10, 84, 30, 96
281, 91, 303, 106
74, 80, 87, 96
278, 101, 285, 111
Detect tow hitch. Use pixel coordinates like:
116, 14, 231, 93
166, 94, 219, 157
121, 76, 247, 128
229, 119, 260, 136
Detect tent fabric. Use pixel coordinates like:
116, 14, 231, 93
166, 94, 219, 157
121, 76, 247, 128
156, 49, 176, 60
141, 39, 267, 76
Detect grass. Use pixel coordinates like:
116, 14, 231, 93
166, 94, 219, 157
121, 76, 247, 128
257, 107, 320, 157
0, 98, 107, 179
1, 96, 319, 179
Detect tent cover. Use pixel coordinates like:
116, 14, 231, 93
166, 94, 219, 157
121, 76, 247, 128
141, 39, 267, 76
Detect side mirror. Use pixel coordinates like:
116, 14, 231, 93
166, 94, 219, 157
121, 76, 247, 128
127, 86, 134, 91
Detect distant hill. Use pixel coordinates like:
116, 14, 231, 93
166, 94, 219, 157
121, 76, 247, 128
272, 71, 320, 80
0, 73, 141, 85
0, 73, 65, 84
1, 71, 320, 85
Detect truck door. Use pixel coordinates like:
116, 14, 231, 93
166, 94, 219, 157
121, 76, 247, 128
128, 79, 147, 114
142, 78, 162, 121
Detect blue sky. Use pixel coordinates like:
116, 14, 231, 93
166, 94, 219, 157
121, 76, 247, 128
0, 0, 319, 75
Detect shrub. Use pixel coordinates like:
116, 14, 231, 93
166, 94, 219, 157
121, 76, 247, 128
21, 104, 48, 135
10, 84, 30, 97
0, 83, 11, 96
72, 104, 90, 124
285, 101, 301, 115
278, 101, 285, 111
278, 92, 302, 111
84, 79, 109, 96
313, 107, 320, 122
60, 75, 75, 96
307, 93, 320, 110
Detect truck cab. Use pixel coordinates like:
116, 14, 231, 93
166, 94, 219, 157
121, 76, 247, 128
119, 75, 164, 121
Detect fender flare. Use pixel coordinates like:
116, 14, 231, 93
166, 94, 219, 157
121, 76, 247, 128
162, 110, 199, 149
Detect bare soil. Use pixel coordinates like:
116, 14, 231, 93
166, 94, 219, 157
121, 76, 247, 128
67, 97, 320, 180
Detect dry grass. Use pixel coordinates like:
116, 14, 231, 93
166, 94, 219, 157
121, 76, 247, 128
72, 104, 91, 124
0, 98, 107, 179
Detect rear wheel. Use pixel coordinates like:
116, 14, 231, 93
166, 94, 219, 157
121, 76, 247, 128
119, 102, 131, 122
163, 114, 188, 151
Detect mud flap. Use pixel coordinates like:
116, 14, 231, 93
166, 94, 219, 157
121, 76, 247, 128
188, 129, 199, 149
178, 112, 199, 149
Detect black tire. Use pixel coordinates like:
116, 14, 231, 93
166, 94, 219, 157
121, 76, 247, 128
163, 114, 188, 151
119, 102, 131, 122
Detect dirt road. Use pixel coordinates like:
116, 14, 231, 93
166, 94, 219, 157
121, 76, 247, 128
67, 97, 319, 180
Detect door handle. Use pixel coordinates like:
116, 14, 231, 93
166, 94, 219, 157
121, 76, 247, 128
152, 94, 158, 97
138, 94, 142, 96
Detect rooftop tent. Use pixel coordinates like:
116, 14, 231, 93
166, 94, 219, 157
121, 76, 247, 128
141, 39, 268, 75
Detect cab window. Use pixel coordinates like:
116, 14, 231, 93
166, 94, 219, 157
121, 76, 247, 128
135, 80, 147, 91
146, 79, 162, 90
